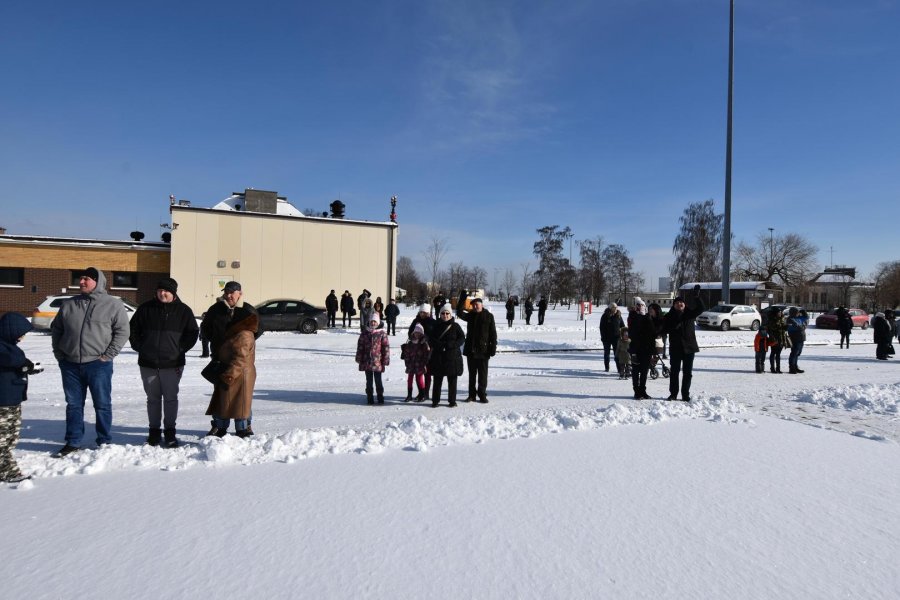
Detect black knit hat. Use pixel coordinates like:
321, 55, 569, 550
157, 277, 178, 294
82, 267, 99, 281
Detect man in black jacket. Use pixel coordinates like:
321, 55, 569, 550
129, 278, 199, 447
662, 285, 704, 402
457, 292, 498, 403
200, 281, 259, 359
325, 290, 339, 328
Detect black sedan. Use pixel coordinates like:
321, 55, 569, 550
255, 299, 329, 334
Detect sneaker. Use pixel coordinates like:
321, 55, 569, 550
54, 444, 81, 458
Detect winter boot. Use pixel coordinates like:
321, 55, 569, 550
377, 394, 385, 405
404, 389, 413, 402
235, 426, 254, 439
464, 396, 475, 403
367, 392, 375, 405
163, 428, 179, 448
146, 428, 162, 447
633, 387, 642, 400
432, 399, 439, 408
448, 398, 457, 407
414, 390, 426, 402
206, 425, 227, 438
640, 387, 652, 400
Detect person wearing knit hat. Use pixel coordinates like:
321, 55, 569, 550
129, 276, 199, 447
401, 322, 431, 402
408, 303, 437, 398
356, 307, 390, 405
427, 303, 465, 407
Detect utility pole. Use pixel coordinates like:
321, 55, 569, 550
721, 0, 735, 305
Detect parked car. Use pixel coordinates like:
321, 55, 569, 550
696, 304, 762, 331
255, 299, 328, 334
815, 308, 869, 330
761, 304, 803, 325
31, 294, 138, 330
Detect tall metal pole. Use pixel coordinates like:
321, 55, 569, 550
721, 0, 734, 304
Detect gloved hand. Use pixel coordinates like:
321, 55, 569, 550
22, 360, 44, 375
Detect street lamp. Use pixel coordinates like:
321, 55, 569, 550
721, 0, 735, 304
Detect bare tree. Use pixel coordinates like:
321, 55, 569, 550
520, 262, 534, 300
871, 261, 900, 310
603, 244, 644, 303
734, 231, 819, 287
396, 256, 422, 303
502, 269, 518, 299
423, 237, 449, 294
670, 200, 723, 289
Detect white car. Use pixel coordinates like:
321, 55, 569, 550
696, 304, 762, 331
31, 294, 138, 330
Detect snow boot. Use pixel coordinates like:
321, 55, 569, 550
146, 428, 162, 447
404, 389, 413, 402
163, 428, 179, 448
640, 387, 652, 400
206, 425, 227, 438
633, 387, 642, 400
367, 392, 375, 405
235, 426, 254, 439
464, 396, 475, 403
377, 394, 385, 405
432, 399, 439, 408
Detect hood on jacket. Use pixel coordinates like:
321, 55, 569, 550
0, 312, 33, 343
84, 267, 109, 296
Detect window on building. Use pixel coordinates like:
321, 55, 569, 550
69, 271, 83, 287
0, 267, 25, 286
111, 272, 138, 289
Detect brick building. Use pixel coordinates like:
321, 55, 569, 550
0, 234, 171, 317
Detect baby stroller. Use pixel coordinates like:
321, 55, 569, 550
648, 353, 670, 380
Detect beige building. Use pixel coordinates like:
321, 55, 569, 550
169, 190, 398, 313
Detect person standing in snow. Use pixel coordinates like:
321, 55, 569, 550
401, 323, 431, 402
356, 313, 390, 405
205, 306, 258, 438
325, 289, 339, 328
786, 307, 808, 373
754, 326, 771, 374
615, 327, 631, 380
537, 295, 549, 325
457, 291, 498, 403
872, 311, 893, 360
200, 281, 259, 360
340, 290, 355, 328
0, 313, 43, 483
408, 304, 437, 398
599, 302, 625, 373
51, 267, 130, 457
129, 277, 199, 448
505, 296, 518, 328
524, 297, 534, 325
661, 286, 704, 402
384, 298, 400, 336
767, 308, 789, 373
835, 306, 853, 349
428, 304, 465, 408
627, 297, 660, 400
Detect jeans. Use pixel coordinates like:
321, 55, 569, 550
788, 338, 804, 371
60, 359, 114, 447
212, 411, 252, 432
602, 337, 619, 371
669, 351, 695, 398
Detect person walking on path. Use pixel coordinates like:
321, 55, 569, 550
537, 295, 548, 325
129, 277, 199, 448
325, 290, 339, 328
401, 323, 430, 402
0, 313, 43, 483
428, 304, 465, 408
384, 298, 400, 336
457, 291, 497, 403
205, 306, 258, 438
356, 313, 390, 405
599, 303, 624, 373
340, 291, 355, 327
51, 267, 130, 456
661, 286, 703, 401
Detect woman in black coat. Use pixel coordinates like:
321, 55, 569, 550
627, 298, 661, 400
427, 306, 465, 407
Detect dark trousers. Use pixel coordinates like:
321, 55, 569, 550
327, 311, 336, 327
538, 311, 546, 325
630, 352, 651, 391
364, 371, 384, 398
840, 332, 850, 348
432, 374, 458, 405
525, 312, 532, 325
386, 319, 396, 335
341, 311, 351, 327
602, 338, 619, 371
769, 345, 783, 372
200, 337, 210, 357
755, 349, 767, 373
669, 351, 695, 398
788, 338, 804, 371
466, 356, 489, 399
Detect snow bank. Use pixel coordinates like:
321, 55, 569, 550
792, 383, 900, 416
20, 396, 745, 479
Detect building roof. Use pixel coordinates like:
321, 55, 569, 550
212, 194, 305, 217
679, 281, 781, 291
0, 234, 170, 250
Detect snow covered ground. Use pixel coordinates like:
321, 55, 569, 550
5, 303, 899, 599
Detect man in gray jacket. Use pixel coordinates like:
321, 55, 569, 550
51, 267, 130, 456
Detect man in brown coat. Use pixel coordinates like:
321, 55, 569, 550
205, 306, 258, 437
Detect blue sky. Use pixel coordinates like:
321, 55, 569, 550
2, 0, 898, 290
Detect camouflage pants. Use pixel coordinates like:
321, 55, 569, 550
0, 405, 23, 481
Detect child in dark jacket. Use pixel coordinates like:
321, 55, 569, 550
754, 326, 772, 373
401, 323, 431, 402
0, 313, 43, 483
615, 328, 632, 379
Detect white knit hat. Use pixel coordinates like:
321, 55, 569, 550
417, 304, 431, 314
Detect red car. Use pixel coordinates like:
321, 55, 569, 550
815, 308, 869, 329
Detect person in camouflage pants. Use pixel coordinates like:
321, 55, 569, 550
1, 312, 41, 483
